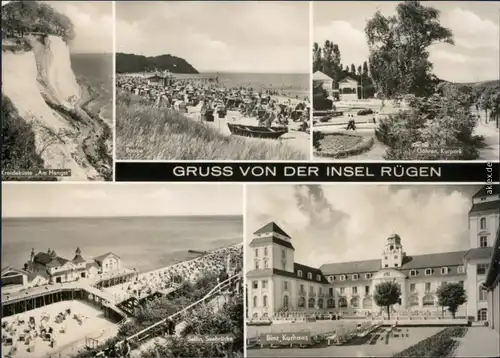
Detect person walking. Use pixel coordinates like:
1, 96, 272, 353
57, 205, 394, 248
122, 339, 131, 358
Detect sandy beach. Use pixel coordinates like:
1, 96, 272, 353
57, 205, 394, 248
186, 105, 310, 156
1, 301, 118, 358
103, 244, 243, 303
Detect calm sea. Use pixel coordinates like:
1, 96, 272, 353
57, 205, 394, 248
174, 72, 310, 98
71, 53, 113, 123
2, 216, 242, 273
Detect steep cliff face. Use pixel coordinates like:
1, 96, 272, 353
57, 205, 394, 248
31, 35, 81, 107
2, 35, 105, 181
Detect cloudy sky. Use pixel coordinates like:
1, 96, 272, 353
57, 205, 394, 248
246, 185, 482, 267
2, 184, 242, 217
116, 1, 310, 73
46, 1, 113, 53
314, 1, 499, 83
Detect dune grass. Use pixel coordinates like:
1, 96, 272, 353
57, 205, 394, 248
115, 90, 307, 160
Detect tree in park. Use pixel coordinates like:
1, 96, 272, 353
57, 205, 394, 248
365, 1, 454, 100
350, 64, 356, 77
362, 61, 369, 78
374, 280, 401, 320
436, 282, 467, 319
312, 42, 322, 73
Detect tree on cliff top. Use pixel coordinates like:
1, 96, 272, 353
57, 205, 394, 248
2, 1, 75, 43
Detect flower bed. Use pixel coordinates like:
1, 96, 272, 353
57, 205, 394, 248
392, 327, 468, 357
315, 133, 374, 158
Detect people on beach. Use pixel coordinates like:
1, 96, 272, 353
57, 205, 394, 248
116, 74, 309, 129
102, 245, 243, 304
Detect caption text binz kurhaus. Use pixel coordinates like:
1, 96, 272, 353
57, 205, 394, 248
173, 165, 443, 178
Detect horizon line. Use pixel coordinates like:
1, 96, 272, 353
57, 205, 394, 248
3, 214, 242, 219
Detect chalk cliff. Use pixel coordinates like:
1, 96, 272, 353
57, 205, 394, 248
2, 35, 110, 181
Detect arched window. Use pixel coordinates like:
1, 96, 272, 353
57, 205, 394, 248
327, 299, 335, 308
422, 294, 434, 306
253, 296, 258, 308
283, 295, 289, 308
338, 297, 347, 308
298, 297, 305, 308
408, 295, 419, 306
297, 270, 303, 278
480, 217, 487, 230
478, 308, 487, 321
263, 295, 268, 307
350, 297, 359, 308
308, 298, 315, 308
307, 272, 312, 279
318, 299, 324, 308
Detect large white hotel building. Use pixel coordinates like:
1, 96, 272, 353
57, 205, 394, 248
247, 186, 499, 326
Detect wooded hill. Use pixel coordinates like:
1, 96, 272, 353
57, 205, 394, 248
116, 53, 199, 74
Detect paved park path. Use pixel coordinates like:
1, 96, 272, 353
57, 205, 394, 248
474, 121, 499, 161
453, 327, 500, 357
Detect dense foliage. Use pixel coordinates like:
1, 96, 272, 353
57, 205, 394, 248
312, 41, 375, 99
392, 327, 468, 357
376, 86, 484, 160
1, 94, 44, 170
312, 131, 325, 151
313, 95, 333, 111
365, 1, 453, 99
436, 283, 468, 319
1, 1, 75, 43
116, 53, 199, 74
374, 281, 401, 320
143, 297, 244, 358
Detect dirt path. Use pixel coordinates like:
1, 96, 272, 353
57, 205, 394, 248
474, 121, 499, 161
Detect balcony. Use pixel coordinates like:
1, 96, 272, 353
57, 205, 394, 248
318, 292, 325, 298
309, 291, 316, 298
298, 290, 306, 297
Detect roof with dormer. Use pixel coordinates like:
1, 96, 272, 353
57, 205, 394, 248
34, 251, 69, 268
253, 222, 290, 238
320, 250, 467, 279
470, 185, 500, 214
247, 262, 329, 284
250, 222, 295, 250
